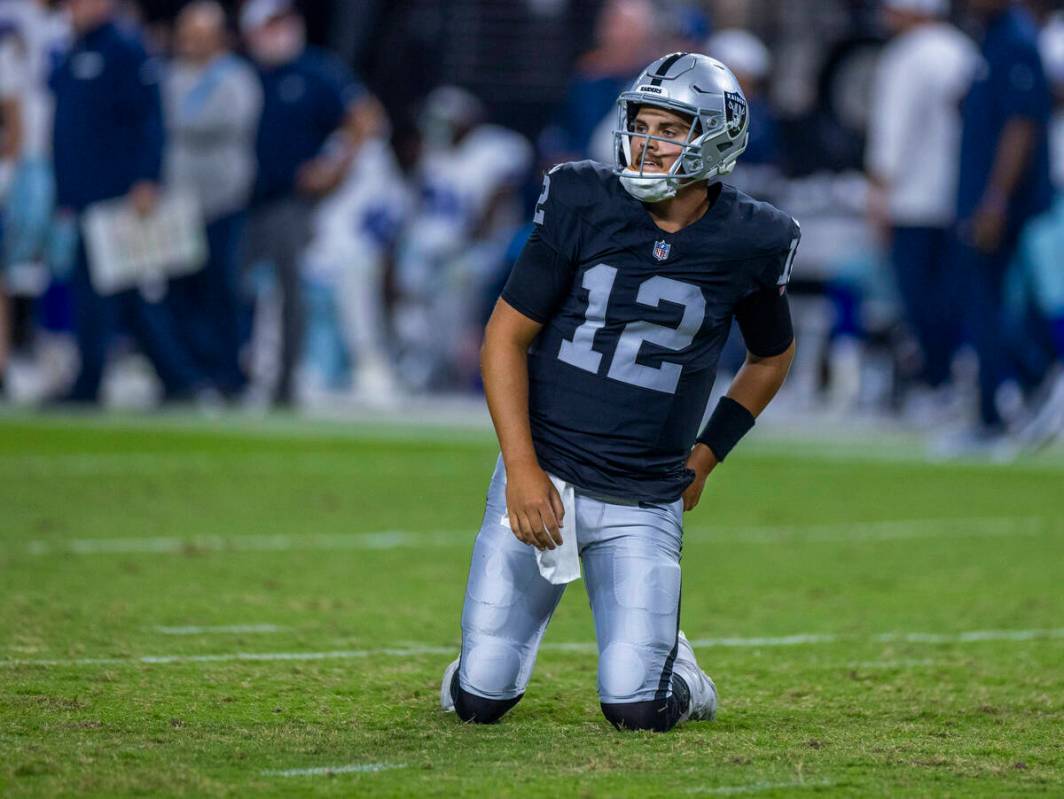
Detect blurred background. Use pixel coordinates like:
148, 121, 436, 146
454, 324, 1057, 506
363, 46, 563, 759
0, 0, 1062, 457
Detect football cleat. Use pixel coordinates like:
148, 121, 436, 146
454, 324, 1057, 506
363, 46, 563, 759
673, 630, 718, 721
439, 657, 459, 712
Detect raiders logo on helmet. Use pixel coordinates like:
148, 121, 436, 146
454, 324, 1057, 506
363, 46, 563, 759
724, 91, 747, 138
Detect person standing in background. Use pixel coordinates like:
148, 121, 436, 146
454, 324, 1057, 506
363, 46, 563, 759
950, 0, 1053, 449
0, 0, 67, 399
705, 29, 779, 171
0, 30, 21, 398
240, 0, 371, 407
394, 86, 532, 391
164, 0, 261, 398
50, 0, 207, 404
1008, 10, 1064, 448
552, 0, 661, 161
865, 0, 976, 417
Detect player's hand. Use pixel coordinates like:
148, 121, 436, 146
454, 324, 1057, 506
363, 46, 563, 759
866, 186, 891, 247
682, 443, 718, 512
504, 462, 564, 551
128, 181, 159, 217
296, 157, 344, 197
970, 197, 1007, 254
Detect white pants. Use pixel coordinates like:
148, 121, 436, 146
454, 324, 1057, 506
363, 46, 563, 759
457, 456, 684, 705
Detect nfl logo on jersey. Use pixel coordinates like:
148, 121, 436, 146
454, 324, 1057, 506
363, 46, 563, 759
653, 240, 671, 262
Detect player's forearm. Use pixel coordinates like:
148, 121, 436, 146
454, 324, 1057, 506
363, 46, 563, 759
725, 341, 796, 417
982, 119, 1037, 208
480, 336, 539, 471
0, 99, 22, 160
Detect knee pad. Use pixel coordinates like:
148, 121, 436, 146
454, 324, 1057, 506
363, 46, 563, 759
462, 640, 523, 698
599, 642, 650, 701
452, 680, 522, 724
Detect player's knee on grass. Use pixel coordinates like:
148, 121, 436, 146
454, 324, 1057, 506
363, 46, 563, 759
600, 674, 691, 732
451, 670, 522, 724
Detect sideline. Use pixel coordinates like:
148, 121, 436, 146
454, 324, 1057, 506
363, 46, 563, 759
3, 407, 1063, 470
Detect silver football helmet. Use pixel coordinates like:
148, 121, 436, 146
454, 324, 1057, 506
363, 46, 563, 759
614, 52, 750, 202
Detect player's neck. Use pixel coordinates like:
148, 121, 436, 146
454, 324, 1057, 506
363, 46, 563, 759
646, 181, 720, 233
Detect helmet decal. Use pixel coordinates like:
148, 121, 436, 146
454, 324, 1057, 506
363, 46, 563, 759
724, 91, 747, 138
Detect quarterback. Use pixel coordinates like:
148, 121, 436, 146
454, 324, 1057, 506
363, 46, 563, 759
440, 53, 800, 732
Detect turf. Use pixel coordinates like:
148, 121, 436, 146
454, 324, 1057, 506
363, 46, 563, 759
1, 411, 1062, 797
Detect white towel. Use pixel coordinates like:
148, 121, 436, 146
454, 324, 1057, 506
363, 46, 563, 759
499, 474, 580, 584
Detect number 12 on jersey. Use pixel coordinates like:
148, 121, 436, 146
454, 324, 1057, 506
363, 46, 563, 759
559, 264, 706, 395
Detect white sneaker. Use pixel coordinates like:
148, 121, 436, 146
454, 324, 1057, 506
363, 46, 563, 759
673, 631, 717, 721
929, 425, 1012, 462
439, 657, 459, 712
1016, 368, 1064, 452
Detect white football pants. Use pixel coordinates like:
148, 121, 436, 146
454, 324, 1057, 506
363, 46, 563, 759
456, 456, 684, 705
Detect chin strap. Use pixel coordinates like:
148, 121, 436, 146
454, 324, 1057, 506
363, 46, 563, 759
619, 171, 680, 203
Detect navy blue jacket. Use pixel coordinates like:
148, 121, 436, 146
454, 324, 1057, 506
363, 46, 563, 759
957, 6, 1053, 232
253, 47, 363, 204
50, 20, 164, 211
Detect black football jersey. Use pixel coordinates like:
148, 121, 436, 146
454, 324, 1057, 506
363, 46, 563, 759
502, 160, 800, 502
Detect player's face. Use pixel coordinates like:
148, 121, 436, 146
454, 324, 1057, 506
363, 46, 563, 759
627, 106, 694, 174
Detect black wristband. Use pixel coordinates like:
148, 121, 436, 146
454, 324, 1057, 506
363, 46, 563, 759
695, 397, 755, 462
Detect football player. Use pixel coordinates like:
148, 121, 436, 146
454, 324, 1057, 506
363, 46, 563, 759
440, 53, 800, 732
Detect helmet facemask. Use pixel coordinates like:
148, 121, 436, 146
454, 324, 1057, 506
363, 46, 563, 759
617, 100, 749, 193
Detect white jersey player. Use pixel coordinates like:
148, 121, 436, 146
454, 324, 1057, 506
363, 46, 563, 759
0, 0, 68, 269
394, 86, 532, 389
301, 135, 409, 402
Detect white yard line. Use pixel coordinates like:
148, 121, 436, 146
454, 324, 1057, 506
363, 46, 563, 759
3, 645, 457, 667
24, 530, 466, 556
687, 780, 833, 795
689, 634, 839, 648
21, 516, 1053, 557
4, 627, 1062, 669
261, 763, 403, 777
875, 628, 1064, 643
153, 624, 287, 635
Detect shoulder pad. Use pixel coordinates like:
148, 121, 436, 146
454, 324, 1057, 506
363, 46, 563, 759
542, 160, 615, 211
532, 160, 615, 260
730, 188, 800, 256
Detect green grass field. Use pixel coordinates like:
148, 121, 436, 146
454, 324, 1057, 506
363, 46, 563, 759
2, 411, 1063, 797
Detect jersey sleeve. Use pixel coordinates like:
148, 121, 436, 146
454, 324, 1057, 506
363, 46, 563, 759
753, 217, 801, 290
0, 38, 23, 99
530, 163, 584, 262
734, 286, 794, 357
500, 226, 576, 323
998, 44, 1052, 123
118, 41, 164, 184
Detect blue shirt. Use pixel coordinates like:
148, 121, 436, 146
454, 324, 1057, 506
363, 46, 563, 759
957, 6, 1053, 228
253, 47, 364, 204
50, 20, 164, 211
560, 72, 633, 156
